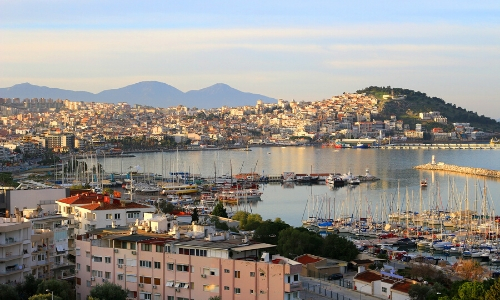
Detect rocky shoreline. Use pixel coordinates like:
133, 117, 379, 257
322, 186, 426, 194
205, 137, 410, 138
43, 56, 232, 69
414, 163, 500, 178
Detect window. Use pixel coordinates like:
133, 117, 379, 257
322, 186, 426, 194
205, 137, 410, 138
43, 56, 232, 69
118, 274, 124, 281
154, 261, 161, 269
141, 244, 152, 251
176, 264, 189, 272
127, 211, 140, 219
167, 263, 174, 271
164, 245, 171, 253
167, 297, 174, 300
92, 270, 103, 277
224, 269, 230, 273
86, 280, 91, 287
76, 263, 80, 270
155, 245, 163, 253
105, 257, 111, 264
224, 286, 230, 291
139, 292, 151, 300
130, 243, 136, 250
114, 213, 121, 219
166, 281, 174, 287
203, 285, 219, 292
126, 274, 137, 282
154, 278, 161, 285
250, 272, 255, 277
118, 258, 124, 265
153, 294, 161, 300
234, 271, 240, 278
86, 251, 90, 257
106, 214, 112, 219
93, 256, 102, 263
294, 274, 299, 281
140, 260, 152, 268
140, 276, 152, 284
105, 272, 111, 279
86, 265, 90, 272
382, 287, 387, 293
234, 288, 241, 294
175, 282, 189, 289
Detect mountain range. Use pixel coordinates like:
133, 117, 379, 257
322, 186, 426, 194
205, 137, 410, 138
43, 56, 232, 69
0, 82, 277, 109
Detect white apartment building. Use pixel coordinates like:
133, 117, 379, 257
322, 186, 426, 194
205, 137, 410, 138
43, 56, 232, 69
0, 209, 31, 285
56, 193, 155, 235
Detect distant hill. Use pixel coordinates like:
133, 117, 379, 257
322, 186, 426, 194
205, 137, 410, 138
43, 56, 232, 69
0, 81, 276, 108
357, 86, 500, 132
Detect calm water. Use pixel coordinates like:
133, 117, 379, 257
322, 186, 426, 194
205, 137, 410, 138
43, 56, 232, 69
85, 147, 500, 227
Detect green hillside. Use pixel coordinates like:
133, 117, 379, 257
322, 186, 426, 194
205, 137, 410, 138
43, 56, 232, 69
357, 86, 500, 132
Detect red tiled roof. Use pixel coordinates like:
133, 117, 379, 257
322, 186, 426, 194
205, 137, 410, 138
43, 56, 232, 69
296, 254, 323, 265
56, 193, 107, 205
354, 270, 382, 283
79, 202, 150, 211
392, 280, 414, 293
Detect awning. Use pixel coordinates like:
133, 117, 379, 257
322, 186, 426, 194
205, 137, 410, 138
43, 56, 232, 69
56, 245, 66, 252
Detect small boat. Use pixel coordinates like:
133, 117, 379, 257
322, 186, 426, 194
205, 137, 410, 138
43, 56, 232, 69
348, 177, 360, 185
420, 179, 428, 188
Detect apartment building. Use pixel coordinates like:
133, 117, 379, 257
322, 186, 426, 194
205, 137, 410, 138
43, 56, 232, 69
56, 193, 155, 235
0, 209, 31, 285
26, 211, 73, 280
75, 225, 302, 300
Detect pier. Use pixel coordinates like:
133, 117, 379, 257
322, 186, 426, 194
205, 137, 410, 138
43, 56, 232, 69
380, 143, 500, 150
414, 163, 500, 178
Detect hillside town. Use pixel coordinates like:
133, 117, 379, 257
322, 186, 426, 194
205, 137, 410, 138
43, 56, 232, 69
0, 92, 490, 161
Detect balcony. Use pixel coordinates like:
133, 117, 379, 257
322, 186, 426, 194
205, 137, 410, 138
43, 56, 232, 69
0, 264, 28, 275
285, 282, 302, 293
0, 238, 22, 247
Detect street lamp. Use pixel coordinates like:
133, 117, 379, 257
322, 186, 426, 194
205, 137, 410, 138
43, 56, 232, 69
46, 289, 54, 300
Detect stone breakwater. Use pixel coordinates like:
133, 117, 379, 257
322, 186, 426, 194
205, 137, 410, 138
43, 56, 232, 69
414, 163, 500, 178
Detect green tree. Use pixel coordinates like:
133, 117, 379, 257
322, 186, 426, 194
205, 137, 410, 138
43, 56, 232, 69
455, 281, 486, 299
158, 199, 174, 214
321, 234, 359, 261
16, 274, 42, 300
36, 279, 71, 300
28, 294, 62, 300
211, 203, 228, 218
232, 211, 250, 227
485, 278, 500, 300
277, 227, 323, 258
0, 284, 21, 300
90, 282, 128, 300
408, 283, 431, 300
210, 216, 229, 230
191, 208, 199, 223
253, 219, 290, 244
245, 214, 263, 230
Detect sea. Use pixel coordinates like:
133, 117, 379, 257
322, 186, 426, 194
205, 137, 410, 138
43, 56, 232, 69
84, 146, 500, 229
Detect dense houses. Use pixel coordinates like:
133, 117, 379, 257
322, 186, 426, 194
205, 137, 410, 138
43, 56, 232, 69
0, 92, 486, 158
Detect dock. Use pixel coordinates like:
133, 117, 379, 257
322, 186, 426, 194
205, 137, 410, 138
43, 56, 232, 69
381, 143, 500, 150
414, 163, 500, 178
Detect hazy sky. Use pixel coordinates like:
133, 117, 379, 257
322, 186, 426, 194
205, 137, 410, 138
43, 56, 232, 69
1, 1, 499, 117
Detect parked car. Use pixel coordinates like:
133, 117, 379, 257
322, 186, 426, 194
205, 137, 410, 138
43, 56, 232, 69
327, 273, 343, 280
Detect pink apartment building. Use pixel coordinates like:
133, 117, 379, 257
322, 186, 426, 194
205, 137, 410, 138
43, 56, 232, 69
75, 226, 302, 300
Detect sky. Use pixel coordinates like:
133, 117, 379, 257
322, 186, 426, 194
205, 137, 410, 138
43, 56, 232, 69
1, 1, 499, 118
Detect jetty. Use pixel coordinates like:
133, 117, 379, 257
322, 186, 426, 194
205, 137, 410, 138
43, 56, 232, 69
414, 162, 500, 178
